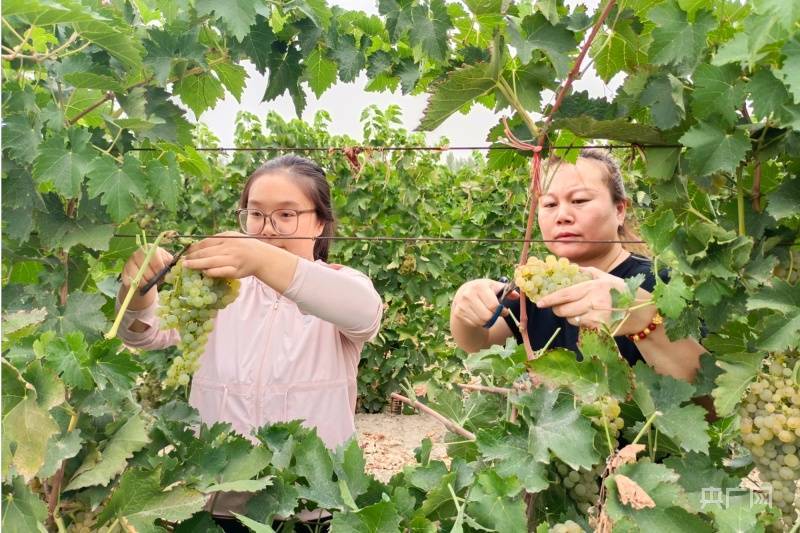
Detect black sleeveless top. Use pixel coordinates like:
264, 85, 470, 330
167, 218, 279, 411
503, 255, 664, 366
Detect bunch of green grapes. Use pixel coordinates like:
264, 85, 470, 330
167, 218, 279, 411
515, 255, 592, 302
739, 353, 800, 520
554, 460, 604, 515
548, 519, 585, 532
134, 371, 163, 410
591, 397, 625, 443
157, 260, 240, 388
67, 510, 96, 532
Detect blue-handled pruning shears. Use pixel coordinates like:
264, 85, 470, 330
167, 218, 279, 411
483, 276, 518, 329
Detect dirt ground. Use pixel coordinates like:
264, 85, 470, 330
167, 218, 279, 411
355, 413, 448, 482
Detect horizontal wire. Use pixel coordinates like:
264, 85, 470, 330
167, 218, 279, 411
128, 143, 681, 152
113, 233, 646, 244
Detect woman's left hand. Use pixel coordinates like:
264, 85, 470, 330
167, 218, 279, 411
535, 266, 632, 330
183, 231, 270, 279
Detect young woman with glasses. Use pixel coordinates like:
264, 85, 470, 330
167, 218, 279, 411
450, 148, 706, 382
115, 155, 382, 531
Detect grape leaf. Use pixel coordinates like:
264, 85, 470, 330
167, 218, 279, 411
514, 387, 600, 470
418, 63, 496, 131
304, 48, 338, 98
143, 26, 205, 85
263, 43, 306, 116
529, 348, 609, 402
756, 313, 800, 351
647, 2, 715, 72
605, 462, 709, 532
293, 433, 344, 510
778, 37, 800, 104
1, 476, 48, 533
73, 20, 144, 70
3, 395, 59, 481
173, 72, 226, 118
65, 413, 150, 490
195, 0, 259, 42
507, 13, 575, 78
408, 0, 451, 63
96, 468, 207, 531
632, 363, 709, 453
765, 177, 800, 220
554, 116, 665, 144
243, 476, 299, 527
640, 73, 686, 130
86, 154, 147, 222
590, 18, 650, 82
475, 423, 549, 493
653, 275, 691, 319
330, 35, 365, 84
145, 154, 181, 213
690, 64, 745, 128
23, 360, 65, 411
32, 128, 96, 198
211, 61, 247, 102
54, 292, 107, 337
679, 122, 750, 176
37, 429, 83, 479
2, 114, 42, 165
465, 470, 527, 532
334, 439, 371, 501
747, 69, 793, 121
329, 501, 402, 532
233, 15, 276, 74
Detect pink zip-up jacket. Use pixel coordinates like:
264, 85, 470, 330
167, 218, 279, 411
117, 256, 382, 452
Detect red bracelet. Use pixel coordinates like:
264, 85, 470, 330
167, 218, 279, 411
627, 312, 663, 342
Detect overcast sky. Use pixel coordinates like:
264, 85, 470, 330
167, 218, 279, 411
198, 0, 617, 147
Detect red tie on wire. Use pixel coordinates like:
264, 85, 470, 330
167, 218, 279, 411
502, 118, 544, 197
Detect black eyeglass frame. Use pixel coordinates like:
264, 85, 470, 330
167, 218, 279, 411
235, 207, 317, 236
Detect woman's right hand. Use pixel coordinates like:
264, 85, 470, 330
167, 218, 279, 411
450, 278, 513, 328
120, 246, 174, 310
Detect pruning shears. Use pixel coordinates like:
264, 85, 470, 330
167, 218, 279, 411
138, 243, 191, 296
482, 276, 518, 329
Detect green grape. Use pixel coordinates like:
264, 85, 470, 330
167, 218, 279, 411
514, 255, 592, 303
549, 519, 584, 533
553, 459, 603, 518
157, 260, 240, 389
739, 353, 800, 523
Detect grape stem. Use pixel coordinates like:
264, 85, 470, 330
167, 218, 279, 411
632, 411, 661, 446
105, 230, 173, 339
601, 412, 615, 456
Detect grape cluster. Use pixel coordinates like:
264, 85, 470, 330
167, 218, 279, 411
67, 511, 96, 532
591, 397, 625, 444
157, 260, 240, 389
134, 371, 163, 410
554, 460, 604, 515
548, 519, 585, 532
514, 255, 591, 302
739, 354, 800, 519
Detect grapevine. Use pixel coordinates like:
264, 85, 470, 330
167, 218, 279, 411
515, 255, 592, 302
739, 353, 800, 523
157, 261, 240, 389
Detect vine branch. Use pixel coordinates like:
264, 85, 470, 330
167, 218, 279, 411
389, 393, 476, 441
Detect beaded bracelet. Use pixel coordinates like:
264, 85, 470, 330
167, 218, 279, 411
626, 312, 664, 342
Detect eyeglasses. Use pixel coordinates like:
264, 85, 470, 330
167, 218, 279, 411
235, 208, 316, 236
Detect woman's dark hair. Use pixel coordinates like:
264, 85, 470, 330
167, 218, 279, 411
239, 155, 336, 261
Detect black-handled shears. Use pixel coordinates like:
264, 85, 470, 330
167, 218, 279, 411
138, 243, 191, 296
482, 276, 518, 329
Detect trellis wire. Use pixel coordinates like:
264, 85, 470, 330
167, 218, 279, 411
129, 143, 681, 152
111, 234, 647, 244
